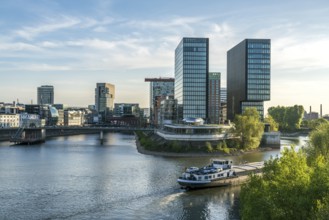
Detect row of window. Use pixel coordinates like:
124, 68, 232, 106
248, 69, 270, 74
247, 94, 270, 100
248, 59, 270, 64
248, 64, 270, 69
248, 84, 270, 89
183, 65, 207, 69
248, 89, 270, 94
184, 56, 207, 61
183, 42, 207, 47
248, 79, 270, 84
184, 78, 206, 83
183, 69, 207, 74
248, 49, 270, 54
248, 74, 270, 79
183, 52, 207, 56
184, 47, 207, 52
183, 60, 207, 65
183, 85, 207, 91
248, 54, 270, 59
247, 43, 270, 49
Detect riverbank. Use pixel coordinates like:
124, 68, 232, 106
135, 133, 275, 158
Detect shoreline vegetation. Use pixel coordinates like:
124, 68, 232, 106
134, 131, 275, 158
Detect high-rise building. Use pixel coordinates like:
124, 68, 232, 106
220, 88, 227, 104
95, 83, 115, 121
144, 77, 174, 125
208, 72, 221, 124
227, 39, 270, 120
175, 37, 209, 120
220, 88, 227, 123
37, 85, 54, 105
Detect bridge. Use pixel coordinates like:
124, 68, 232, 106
0, 126, 154, 144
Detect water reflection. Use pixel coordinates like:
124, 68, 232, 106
0, 133, 308, 220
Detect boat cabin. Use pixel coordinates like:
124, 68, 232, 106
211, 159, 233, 170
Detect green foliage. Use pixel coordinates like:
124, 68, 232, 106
307, 123, 329, 161
205, 142, 213, 152
241, 149, 313, 219
306, 118, 329, 130
233, 108, 264, 149
268, 105, 304, 131
264, 115, 279, 131
215, 141, 230, 154
240, 148, 329, 220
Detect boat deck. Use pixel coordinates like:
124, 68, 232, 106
233, 161, 264, 175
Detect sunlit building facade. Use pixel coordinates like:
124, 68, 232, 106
175, 37, 209, 121
227, 39, 270, 120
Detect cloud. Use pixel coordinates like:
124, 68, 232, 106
15, 15, 81, 40
0, 42, 41, 51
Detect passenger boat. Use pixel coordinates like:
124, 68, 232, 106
177, 159, 237, 189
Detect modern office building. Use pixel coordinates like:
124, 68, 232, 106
145, 77, 174, 126
220, 88, 227, 104
114, 103, 140, 117
227, 39, 271, 120
208, 72, 221, 124
95, 83, 115, 121
220, 88, 227, 123
37, 85, 54, 105
175, 37, 209, 121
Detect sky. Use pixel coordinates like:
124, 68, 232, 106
1, 0, 329, 115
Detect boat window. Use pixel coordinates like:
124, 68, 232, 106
209, 175, 212, 179
213, 175, 215, 178
217, 174, 220, 177
205, 176, 208, 180
226, 161, 228, 164
198, 177, 201, 180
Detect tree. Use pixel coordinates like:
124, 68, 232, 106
233, 108, 264, 149
307, 123, 329, 161
240, 122, 329, 220
240, 149, 313, 220
268, 105, 304, 131
307, 118, 329, 130
264, 115, 279, 131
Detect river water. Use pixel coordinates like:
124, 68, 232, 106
0, 133, 307, 220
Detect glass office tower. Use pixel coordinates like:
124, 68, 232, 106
208, 72, 221, 124
227, 39, 270, 120
37, 85, 54, 105
175, 37, 209, 121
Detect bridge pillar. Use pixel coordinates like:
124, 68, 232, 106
100, 131, 104, 145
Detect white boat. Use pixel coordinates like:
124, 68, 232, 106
177, 159, 237, 189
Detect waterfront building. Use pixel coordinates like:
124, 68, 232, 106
156, 123, 232, 141
19, 113, 41, 127
220, 88, 227, 123
95, 83, 115, 122
159, 96, 178, 125
227, 39, 271, 120
0, 114, 20, 128
208, 72, 221, 124
64, 110, 84, 126
114, 103, 140, 117
175, 37, 209, 121
37, 85, 54, 105
145, 77, 174, 126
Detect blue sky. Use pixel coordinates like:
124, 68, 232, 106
1, 0, 329, 114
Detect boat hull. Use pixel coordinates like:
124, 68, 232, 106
177, 177, 236, 189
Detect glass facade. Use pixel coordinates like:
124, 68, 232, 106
227, 39, 271, 120
208, 72, 221, 124
246, 40, 271, 101
37, 85, 54, 105
175, 38, 209, 120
